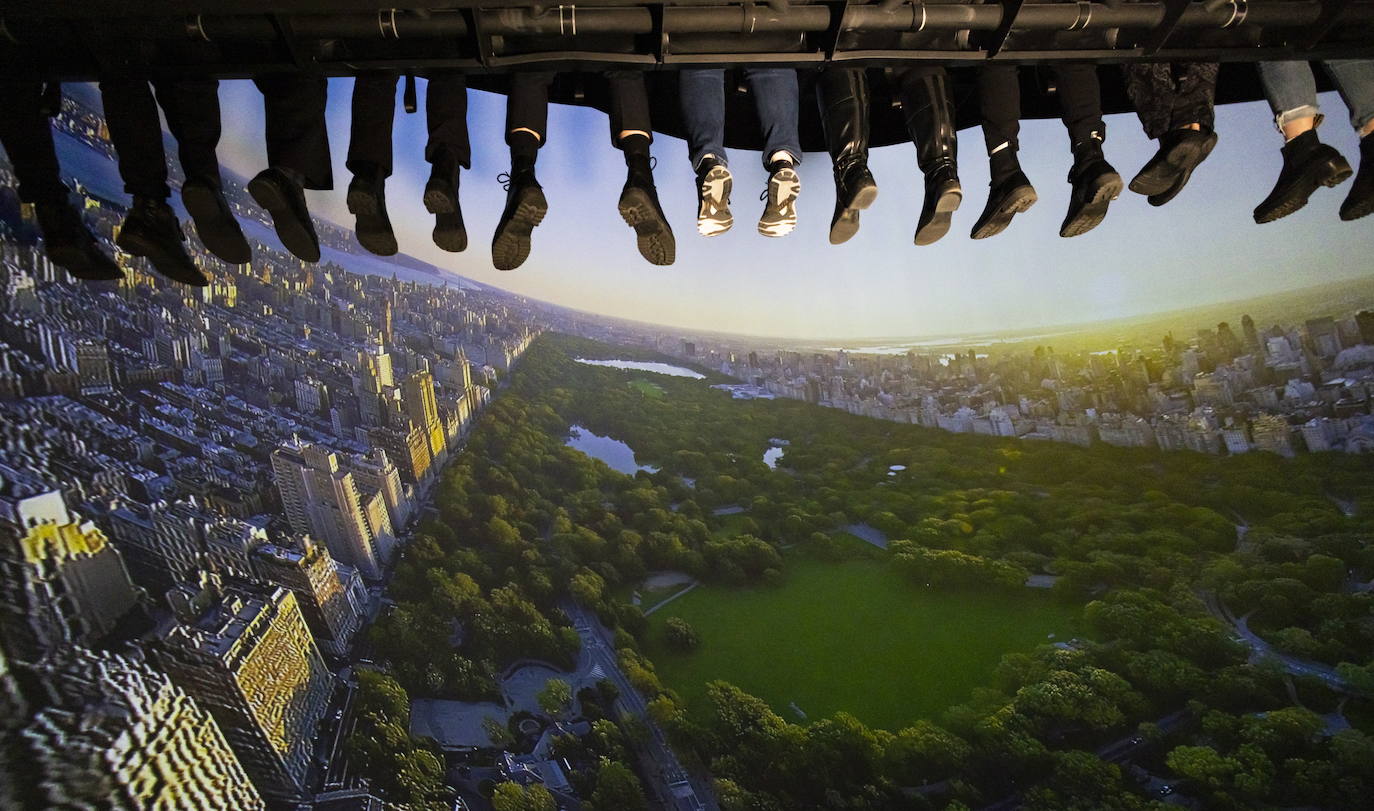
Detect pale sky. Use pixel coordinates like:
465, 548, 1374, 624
211, 77, 1374, 340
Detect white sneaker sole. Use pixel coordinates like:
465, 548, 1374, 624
759, 167, 800, 237
697, 166, 734, 237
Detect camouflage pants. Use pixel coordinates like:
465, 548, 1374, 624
1123, 62, 1220, 140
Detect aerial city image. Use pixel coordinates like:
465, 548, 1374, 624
3, 4, 1374, 811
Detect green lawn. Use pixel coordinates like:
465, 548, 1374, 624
628, 378, 666, 399
645, 556, 1079, 730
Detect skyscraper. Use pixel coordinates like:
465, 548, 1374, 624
21, 646, 266, 810
271, 440, 392, 578
402, 369, 447, 462
151, 579, 332, 804
0, 477, 141, 660
251, 537, 362, 657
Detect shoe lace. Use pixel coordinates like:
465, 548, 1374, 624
649, 156, 658, 171
497, 172, 512, 192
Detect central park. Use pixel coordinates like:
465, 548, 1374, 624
354, 332, 1374, 811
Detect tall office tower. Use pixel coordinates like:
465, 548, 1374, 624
21, 646, 266, 811
402, 369, 447, 461
271, 440, 388, 578
1357, 310, 1374, 346
341, 448, 412, 531
1250, 414, 1295, 457
152, 579, 331, 804
1241, 314, 1261, 352
0, 479, 141, 661
251, 537, 361, 657
367, 423, 432, 485
1305, 316, 1342, 358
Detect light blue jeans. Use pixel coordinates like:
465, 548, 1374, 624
1258, 59, 1374, 133
679, 68, 802, 172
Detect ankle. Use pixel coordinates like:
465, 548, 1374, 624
988, 144, 1020, 184
1284, 129, 1320, 156
767, 150, 796, 173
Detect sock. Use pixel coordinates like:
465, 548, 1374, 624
767, 150, 795, 172
988, 143, 1020, 185
1284, 129, 1319, 157
620, 133, 651, 174
509, 130, 540, 167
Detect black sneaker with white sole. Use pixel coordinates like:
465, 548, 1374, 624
759, 163, 800, 238
696, 162, 733, 237
491, 168, 547, 271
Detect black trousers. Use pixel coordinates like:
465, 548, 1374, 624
1124, 63, 1219, 141
505, 71, 652, 147
100, 79, 223, 199
978, 64, 1105, 152
254, 74, 332, 190
348, 74, 470, 177
0, 82, 69, 204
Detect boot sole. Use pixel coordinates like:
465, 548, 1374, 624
182, 184, 252, 264
424, 186, 458, 215
1255, 158, 1354, 224
433, 213, 468, 253
1060, 173, 1123, 238
116, 229, 209, 286
1341, 193, 1374, 221
971, 185, 1038, 240
346, 186, 398, 256
619, 186, 676, 266
829, 183, 879, 245
249, 175, 321, 262
492, 186, 548, 271
914, 187, 962, 246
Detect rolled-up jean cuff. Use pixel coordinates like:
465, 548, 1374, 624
1354, 111, 1374, 132
1275, 104, 1321, 132
693, 153, 727, 173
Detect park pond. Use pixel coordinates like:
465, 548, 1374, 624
574, 358, 704, 379
763, 447, 785, 469
565, 425, 659, 475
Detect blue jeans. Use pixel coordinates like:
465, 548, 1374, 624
1259, 59, 1374, 133
679, 68, 802, 171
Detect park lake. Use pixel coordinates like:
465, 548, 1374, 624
574, 358, 705, 378
565, 425, 660, 475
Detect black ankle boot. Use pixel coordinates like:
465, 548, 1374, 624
34, 202, 123, 281
971, 164, 1037, 240
901, 70, 961, 246
425, 151, 467, 252
491, 158, 547, 271
181, 178, 251, 265
117, 196, 208, 286
818, 69, 878, 245
346, 165, 398, 257
247, 167, 320, 262
619, 154, 675, 266
1129, 128, 1217, 207
1060, 138, 1122, 238
1254, 130, 1352, 224
1340, 134, 1374, 221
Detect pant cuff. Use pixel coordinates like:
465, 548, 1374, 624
1275, 104, 1321, 133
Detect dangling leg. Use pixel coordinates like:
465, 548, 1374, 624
896, 66, 961, 246
679, 68, 733, 237
1124, 62, 1218, 206
609, 70, 674, 265
1056, 63, 1121, 238
249, 74, 330, 262
345, 73, 400, 256
817, 68, 877, 244
424, 73, 470, 252
159, 78, 251, 264
492, 71, 552, 271
0, 81, 121, 281
101, 79, 206, 284
748, 67, 803, 238
1325, 59, 1374, 221
1253, 60, 1353, 224
970, 65, 1037, 240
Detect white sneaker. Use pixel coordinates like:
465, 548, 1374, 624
696, 164, 734, 237
759, 164, 800, 237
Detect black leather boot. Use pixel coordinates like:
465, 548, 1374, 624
491, 158, 547, 271
1254, 130, 1352, 224
34, 202, 123, 281
1060, 137, 1122, 238
619, 154, 675, 266
1340, 134, 1374, 222
971, 157, 1037, 241
181, 178, 251, 264
902, 70, 961, 246
247, 167, 320, 262
818, 69, 878, 245
117, 196, 208, 286
425, 150, 467, 253
346, 163, 398, 257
